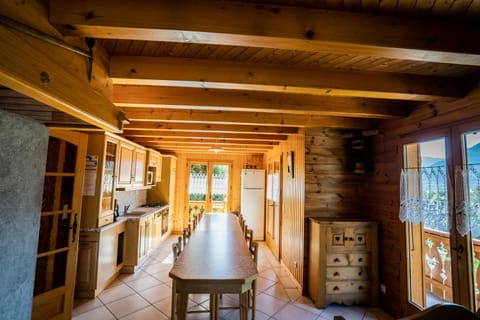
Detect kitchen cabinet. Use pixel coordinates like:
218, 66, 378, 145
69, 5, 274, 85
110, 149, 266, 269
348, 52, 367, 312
123, 206, 169, 273
147, 155, 176, 232
308, 218, 378, 308
76, 221, 126, 298
147, 149, 162, 184
117, 140, 147, 189
133, 147, 146, 186
82, 132, 119, 228
118, 141, 134, 186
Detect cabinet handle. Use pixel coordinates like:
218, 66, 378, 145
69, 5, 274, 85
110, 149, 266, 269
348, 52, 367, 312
334, 258, 340, 263
358, 286, 364, 290
333, 272, 340, 277
358, 271, 362, 276
358, 257, 363, 262
333, 286, 340, 291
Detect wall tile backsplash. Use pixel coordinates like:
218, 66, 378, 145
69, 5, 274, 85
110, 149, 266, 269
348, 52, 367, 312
115, 190, 147, 215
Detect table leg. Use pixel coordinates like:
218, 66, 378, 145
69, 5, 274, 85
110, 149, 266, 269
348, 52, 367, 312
209, 294, 219, 320
239, 292, 247, 320
251, 280, 256, 320
178, 292, 188, 320
170, 280, 176, 320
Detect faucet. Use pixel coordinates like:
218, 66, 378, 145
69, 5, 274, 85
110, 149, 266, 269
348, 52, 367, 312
124, 205, 130, 214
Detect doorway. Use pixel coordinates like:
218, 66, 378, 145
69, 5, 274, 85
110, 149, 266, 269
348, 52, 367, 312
186, 161, 232, 221
32, 130, 87, 320
403, 124, 480, 311
266, 155, 282, 260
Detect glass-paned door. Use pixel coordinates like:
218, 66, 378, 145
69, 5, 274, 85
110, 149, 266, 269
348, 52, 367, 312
187, 161, 231, 222
460, 130, 480, 310
32, 130, 87, 320
404, 138, 454, 308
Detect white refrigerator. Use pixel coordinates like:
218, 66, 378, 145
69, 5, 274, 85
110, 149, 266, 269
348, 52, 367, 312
241, 169, 266, 241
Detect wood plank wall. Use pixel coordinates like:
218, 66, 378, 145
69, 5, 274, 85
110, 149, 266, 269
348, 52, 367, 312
172, 152, 264, 233
265, 129, 306, 287
303, 128, 365, 291
362, 86, 480, 318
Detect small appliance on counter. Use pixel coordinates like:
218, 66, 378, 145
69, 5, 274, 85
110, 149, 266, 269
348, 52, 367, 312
113, 199, 120, 222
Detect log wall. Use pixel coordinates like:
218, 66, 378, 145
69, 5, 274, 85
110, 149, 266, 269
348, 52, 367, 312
303, 128, 366, 291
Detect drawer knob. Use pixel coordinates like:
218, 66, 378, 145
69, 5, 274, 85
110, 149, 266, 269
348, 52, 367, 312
333, 272, 340, 277
334, 258, 340, 263
358, 271, 362, 276
333, 286, 340, 291
358, 258, 363, 262
358, 286, 364, 290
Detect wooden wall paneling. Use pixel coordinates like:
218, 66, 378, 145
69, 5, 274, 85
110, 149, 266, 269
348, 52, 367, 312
265, 130, 305, 289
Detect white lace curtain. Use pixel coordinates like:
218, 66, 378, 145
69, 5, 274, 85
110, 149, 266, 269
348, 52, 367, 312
399, 169, 423, 224
400, 167, 475, 236
455, 166, 475, 237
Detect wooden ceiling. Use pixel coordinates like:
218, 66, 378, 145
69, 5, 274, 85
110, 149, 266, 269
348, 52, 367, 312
41, 1, 480, 153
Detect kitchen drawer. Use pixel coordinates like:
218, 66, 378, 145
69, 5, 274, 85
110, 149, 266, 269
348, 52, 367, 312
98, 214, 114, 228
349, 253, 370, 266
326, 292, 370, 306
326, 267, 369, 281
326, 280, 370, 295
326, 253, 349, 266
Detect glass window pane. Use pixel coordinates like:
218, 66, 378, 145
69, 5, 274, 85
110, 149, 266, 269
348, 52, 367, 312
404, 138, 453, 308
463, 131, 480, 310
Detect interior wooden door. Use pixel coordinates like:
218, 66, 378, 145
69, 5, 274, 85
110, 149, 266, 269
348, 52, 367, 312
32, 129, 87, 320
266, 156, 282, 260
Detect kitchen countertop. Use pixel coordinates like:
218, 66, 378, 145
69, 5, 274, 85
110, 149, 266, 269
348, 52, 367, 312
80, 205, 169, 232
122, 204, 169, 219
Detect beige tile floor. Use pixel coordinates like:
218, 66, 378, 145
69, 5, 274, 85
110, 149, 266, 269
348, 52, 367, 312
73, 236, 394, 320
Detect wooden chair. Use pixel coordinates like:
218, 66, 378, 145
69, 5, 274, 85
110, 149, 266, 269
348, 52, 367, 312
182, 227, 190, 247
249, 241, 258, 319
172, 243, 179, 262
245, 228, 254, 250
177, 236, 183, 254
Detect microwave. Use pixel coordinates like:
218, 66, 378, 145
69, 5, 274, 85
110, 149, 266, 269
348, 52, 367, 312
146, 169, 154, 185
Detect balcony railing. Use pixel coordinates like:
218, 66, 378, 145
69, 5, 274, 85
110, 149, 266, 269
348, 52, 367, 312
424, 228, 480, 306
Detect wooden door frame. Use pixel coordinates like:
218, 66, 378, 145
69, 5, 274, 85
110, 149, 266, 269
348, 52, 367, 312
185, 160, 233, 220
266, 154, 282, 260
400, 126, 475, 313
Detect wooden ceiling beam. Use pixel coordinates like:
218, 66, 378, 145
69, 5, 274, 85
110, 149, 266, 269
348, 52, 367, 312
122, 107, 376, 129
128, 132, 288, 142
49, 0, 480, 66
124, 121, 298, 134
114, 85, 410, 119
145, 143, 273, 150
110, 56, 464, 101
0, 25, 123, 132
143, 138, 279, 146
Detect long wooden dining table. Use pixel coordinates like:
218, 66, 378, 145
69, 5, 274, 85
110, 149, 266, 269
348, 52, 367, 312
169, 213, 258, 320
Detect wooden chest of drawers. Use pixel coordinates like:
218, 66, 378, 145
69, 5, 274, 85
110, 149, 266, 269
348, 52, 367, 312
308, 218, 378, 308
